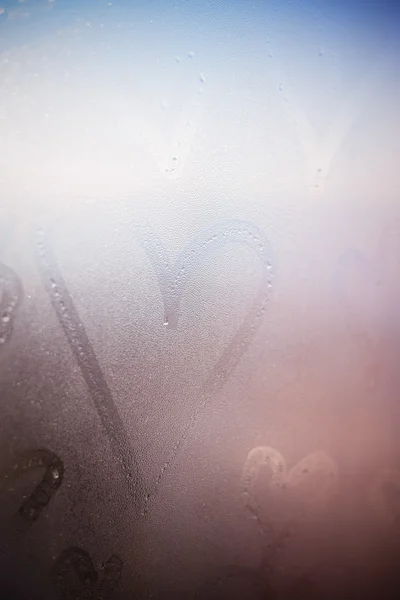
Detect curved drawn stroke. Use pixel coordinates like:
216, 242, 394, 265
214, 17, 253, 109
139, 220, 274, 506
36, 230, 144, 510
0, 262, 23, 348
50, 546, 123, 600
0, 448, 64, 563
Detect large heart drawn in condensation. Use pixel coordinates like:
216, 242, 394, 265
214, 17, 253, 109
37, 218, 274, 513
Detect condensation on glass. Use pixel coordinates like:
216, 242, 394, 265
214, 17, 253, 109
0, 1, 399, 598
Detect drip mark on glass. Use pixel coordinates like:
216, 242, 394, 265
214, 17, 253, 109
36, 229, 144, 511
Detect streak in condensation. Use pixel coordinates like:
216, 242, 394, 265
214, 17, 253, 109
36, 229, 145, 512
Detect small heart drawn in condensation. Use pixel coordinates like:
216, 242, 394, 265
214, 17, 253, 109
242, 446, 338, 539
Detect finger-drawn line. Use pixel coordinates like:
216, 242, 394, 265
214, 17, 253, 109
50, 546, 123, 600
0, 262, 23, 348
0, 448, 64, 562
242, 446, 286, 545
36, 229, 145, 511
139, 220, 274, 509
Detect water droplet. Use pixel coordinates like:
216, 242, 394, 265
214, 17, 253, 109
187, 50, 195, 59
163, 317, 169, 326
199, 72, 205, 83
279, 83, 283, 92
1, 315, 10, 323
175, 56, 181, 63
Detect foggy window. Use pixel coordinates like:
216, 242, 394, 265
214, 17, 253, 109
0, 1, 399, 598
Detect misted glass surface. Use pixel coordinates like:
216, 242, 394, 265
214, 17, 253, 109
0, 0, 399, 598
